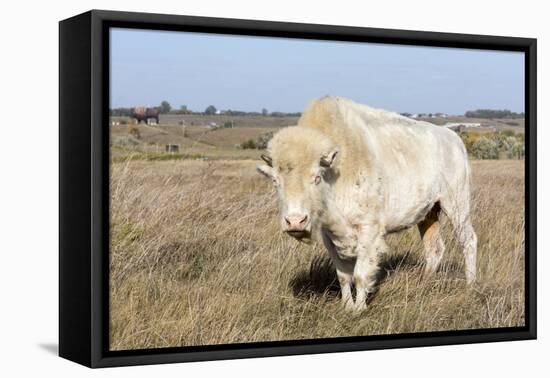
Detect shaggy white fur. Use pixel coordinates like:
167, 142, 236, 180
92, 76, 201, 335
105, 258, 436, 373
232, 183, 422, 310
258, 96, 477, 312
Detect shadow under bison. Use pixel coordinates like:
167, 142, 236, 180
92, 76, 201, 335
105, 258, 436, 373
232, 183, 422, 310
289, 251, 432, 303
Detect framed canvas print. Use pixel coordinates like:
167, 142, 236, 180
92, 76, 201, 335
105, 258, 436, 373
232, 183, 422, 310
59, 10, 537, 368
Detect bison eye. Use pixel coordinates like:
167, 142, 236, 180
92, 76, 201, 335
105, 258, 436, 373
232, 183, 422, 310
314, 175, 321, 185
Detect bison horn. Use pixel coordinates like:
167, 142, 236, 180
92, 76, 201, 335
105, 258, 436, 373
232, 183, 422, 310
261, 154, 273, 167
320, 150, 338, 168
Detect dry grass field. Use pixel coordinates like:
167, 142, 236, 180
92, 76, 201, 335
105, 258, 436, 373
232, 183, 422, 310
158, 113, 299, 128
110, 123, 279, 161
109, 115, 524, 162
109, 155, 525, 351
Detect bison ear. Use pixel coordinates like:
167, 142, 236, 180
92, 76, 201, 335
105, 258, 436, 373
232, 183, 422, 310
256, 164, 274, 179
320, 149, 338, 168
260, 154, 273, 167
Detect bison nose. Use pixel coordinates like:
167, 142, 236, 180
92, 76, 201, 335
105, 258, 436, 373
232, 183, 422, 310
284, 214, 309, 231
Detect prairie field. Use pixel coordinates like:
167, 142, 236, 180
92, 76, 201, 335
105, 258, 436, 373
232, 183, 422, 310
109, 157, 525, 351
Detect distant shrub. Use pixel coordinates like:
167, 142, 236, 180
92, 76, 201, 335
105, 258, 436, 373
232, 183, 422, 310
499, 136, 525, 159
490, 132, 508, 150
458, 129, 525, 160
515, 133, 525, 142
127, 124, 141, 139
472, 137, 499, 159
256, 132, 273, 150
458, 131, 483, 154
240, 139, 257, 149
223, 121, 234, 128
239, 132, 273, 150
503, 136, 517, 150
511, 141, 525, 159
500, 129, 516, 137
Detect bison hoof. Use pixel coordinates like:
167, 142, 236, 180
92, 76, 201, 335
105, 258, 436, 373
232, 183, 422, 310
343, 301, 355, 312
353, 303, 367, 313
342, 301, 367, 313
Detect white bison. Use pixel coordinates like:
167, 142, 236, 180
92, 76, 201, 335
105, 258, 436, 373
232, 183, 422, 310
257, 96, 477, 312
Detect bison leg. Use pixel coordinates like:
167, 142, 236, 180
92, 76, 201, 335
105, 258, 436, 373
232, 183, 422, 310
352, 233, 386, 312
418, 203, 445, 276
440, 198, 478, 284
322, 231, 354, 310
336, 270, 354, 311
455, 219, 477, 284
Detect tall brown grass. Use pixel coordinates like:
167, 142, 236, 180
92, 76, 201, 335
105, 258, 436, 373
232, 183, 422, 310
109, 159, 525, 351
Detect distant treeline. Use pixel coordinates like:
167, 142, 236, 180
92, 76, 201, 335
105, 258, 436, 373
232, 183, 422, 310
110, 107, 301, 117
110, 107, 134, 117
222, 110, 301, 117
464, 109, 524, 119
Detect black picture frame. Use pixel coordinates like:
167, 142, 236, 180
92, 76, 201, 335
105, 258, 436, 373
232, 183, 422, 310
59, 9, 537, 368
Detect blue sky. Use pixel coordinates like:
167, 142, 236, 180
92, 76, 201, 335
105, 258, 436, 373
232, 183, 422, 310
110, 28, 525, 115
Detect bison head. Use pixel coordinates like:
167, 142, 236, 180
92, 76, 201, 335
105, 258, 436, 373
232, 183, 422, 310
257, 127, 338, 243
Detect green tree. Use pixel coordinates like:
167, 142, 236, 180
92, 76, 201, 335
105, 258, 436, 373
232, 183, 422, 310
160, 101, 171, 113
205, 105, 217, 115
464, 109, 522, 119
262, 108, 269, 116
180, 105, 188, 111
